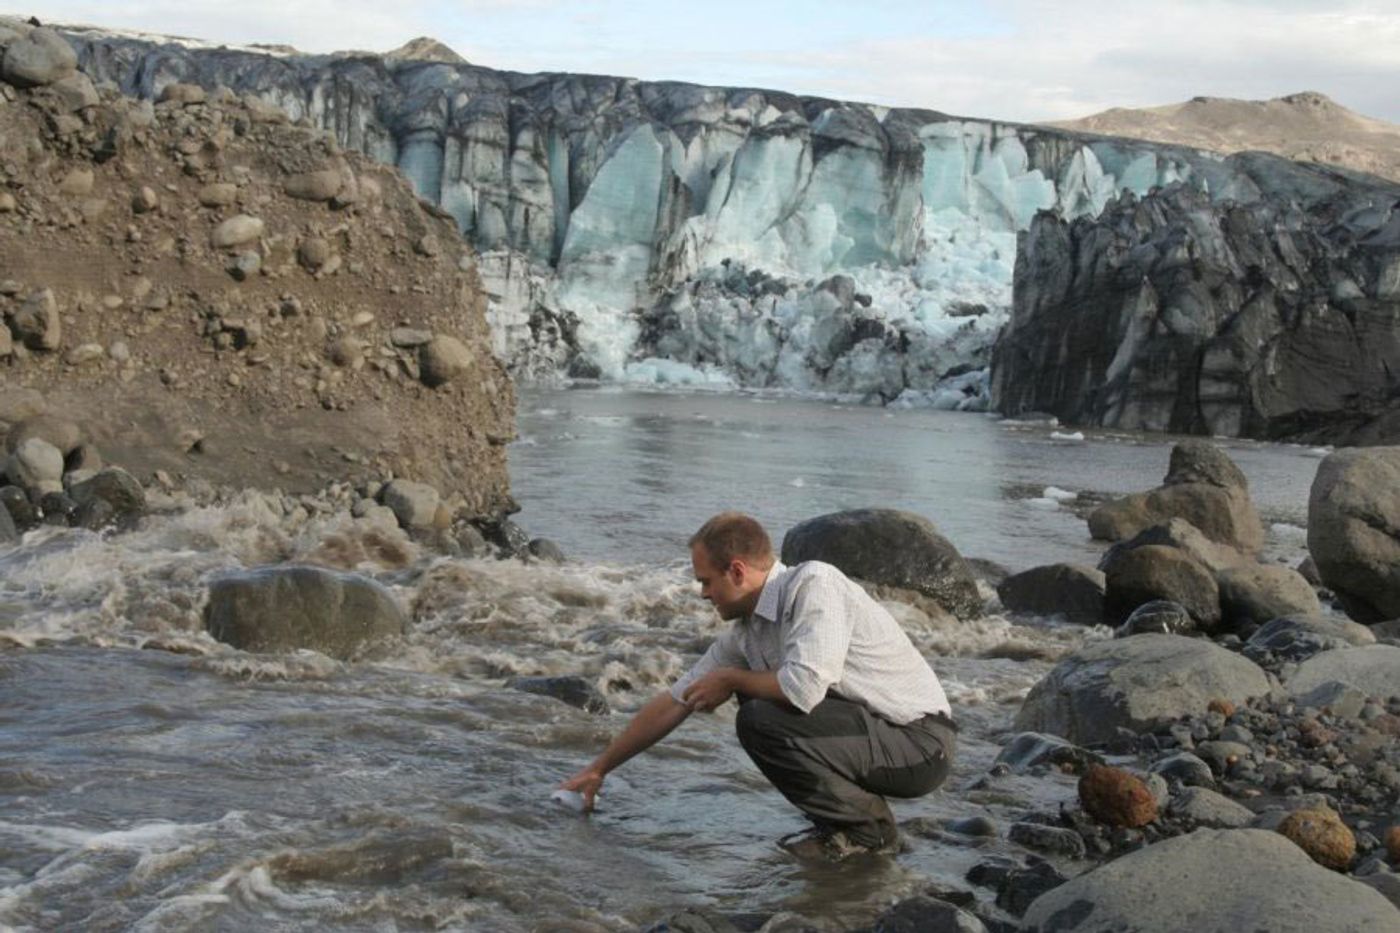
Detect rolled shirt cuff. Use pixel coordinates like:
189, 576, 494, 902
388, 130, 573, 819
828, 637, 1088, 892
777, 662, 827, 714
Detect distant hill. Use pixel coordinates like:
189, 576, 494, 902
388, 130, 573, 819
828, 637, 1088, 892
1049, 91, 1400, 184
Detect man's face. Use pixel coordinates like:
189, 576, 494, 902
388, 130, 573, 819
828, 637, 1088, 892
691, 544, 750, 620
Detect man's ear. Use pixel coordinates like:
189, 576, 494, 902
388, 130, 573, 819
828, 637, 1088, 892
727, 559, 746, 583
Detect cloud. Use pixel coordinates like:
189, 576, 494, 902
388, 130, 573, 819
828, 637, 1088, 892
729, 1, 1400, 122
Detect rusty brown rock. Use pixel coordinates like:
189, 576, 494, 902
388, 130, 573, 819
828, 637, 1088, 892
1278, 808, 1355, 871
1208, 698, 1236, 718
1079, 765, 1158, 828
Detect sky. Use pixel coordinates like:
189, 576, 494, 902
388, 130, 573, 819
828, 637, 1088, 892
21, 1, 1400, 123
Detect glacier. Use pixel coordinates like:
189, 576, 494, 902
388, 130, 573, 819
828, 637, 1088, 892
67, 27, 1289, 404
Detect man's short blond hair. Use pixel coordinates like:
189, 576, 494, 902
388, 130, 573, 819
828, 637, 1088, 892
689, 512, 774, 569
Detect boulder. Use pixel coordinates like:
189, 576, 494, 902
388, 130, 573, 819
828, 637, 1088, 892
47, 72, 98, 112
12, 288, 61, 351
476, 517, 530, 556
1103, 544, 1220, 628
211, 214, 264, 250
68, 467, 146, 526
1307, 448, 1400, 623
1150, 752, 1215, 788
379, 479, 441, 530
1115, 600, 1195, 637
419, 335, 475, 388
1286, 645, 1400, 700
0, 485, 37, 529
1020, 829, 1398, 932
1217, 563, 1322, 630
1278, 807, 1356, 870
1014, 634, 1271, 745
1245, 615, 1376, 664
781, 508, 981, 619
1, 27, 77, 88
204, 566, 407, 658
996, 563, 1105, 625
158, 82, 206, 105
197, 182, 238, 207
507, 675, 609, 714
526, 538, 566, 563
1087, 443, 1264, 553
284, 169, 343, 201
1096, 517, 1245, 575
1078, 765, 1157, 827
5, 438, 63, 496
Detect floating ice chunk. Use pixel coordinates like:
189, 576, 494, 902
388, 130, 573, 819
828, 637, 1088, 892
1043, 486, 1077, 502
1306, 447, 1333, 458
550, 789, 590, 813
789, 477, 806, 488
1050, 431, 1085, 441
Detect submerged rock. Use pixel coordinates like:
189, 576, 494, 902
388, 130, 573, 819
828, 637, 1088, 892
781, 509, 981, 619
1115, 600, 1195, 638
1020, 829, 1399, 932
204, 566, 407, 658
507, 675, 609, 714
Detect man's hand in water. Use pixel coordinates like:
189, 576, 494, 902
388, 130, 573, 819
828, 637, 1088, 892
681, 670, 735, 712
560, 767, 605, 811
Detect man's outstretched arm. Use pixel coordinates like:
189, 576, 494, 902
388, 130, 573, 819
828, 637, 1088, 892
560, 691, 692, 810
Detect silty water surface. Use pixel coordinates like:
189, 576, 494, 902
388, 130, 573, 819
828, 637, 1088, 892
1, 389, 1323, 930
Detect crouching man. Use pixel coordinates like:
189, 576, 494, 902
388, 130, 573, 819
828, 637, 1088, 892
560, 511, 957, 859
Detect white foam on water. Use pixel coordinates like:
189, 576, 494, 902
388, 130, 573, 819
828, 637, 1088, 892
1042, 486, 1077, 502
1049, 431, 1085, 442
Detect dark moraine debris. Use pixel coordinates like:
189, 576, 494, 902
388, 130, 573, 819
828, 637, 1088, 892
781, 508, 981, 619
205, 565, 407, 659
507, 675, 610, 714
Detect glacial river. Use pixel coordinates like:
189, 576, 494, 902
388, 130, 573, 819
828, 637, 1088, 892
0, 389, 1325, 931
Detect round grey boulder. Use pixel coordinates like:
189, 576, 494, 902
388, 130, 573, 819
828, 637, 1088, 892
1014, 634, 1271, 745
379, 479, 441, 530
1021, 829, 1399, 932
996, 563, 1105, 625
6, 437, 63, 496
204, 566, 407, 658
1286, 645, 1400, 701
1217, 562, 1322, 631
1103, 544, 1220, 628
419, 335, 475, 388
781, 508, 981, 619
1307, 447, 1400, 623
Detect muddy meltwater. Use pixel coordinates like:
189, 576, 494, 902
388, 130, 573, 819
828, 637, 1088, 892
1, 390, 1323, 930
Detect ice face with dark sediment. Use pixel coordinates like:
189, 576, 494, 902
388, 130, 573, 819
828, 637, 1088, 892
61, 25, 1322, 404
